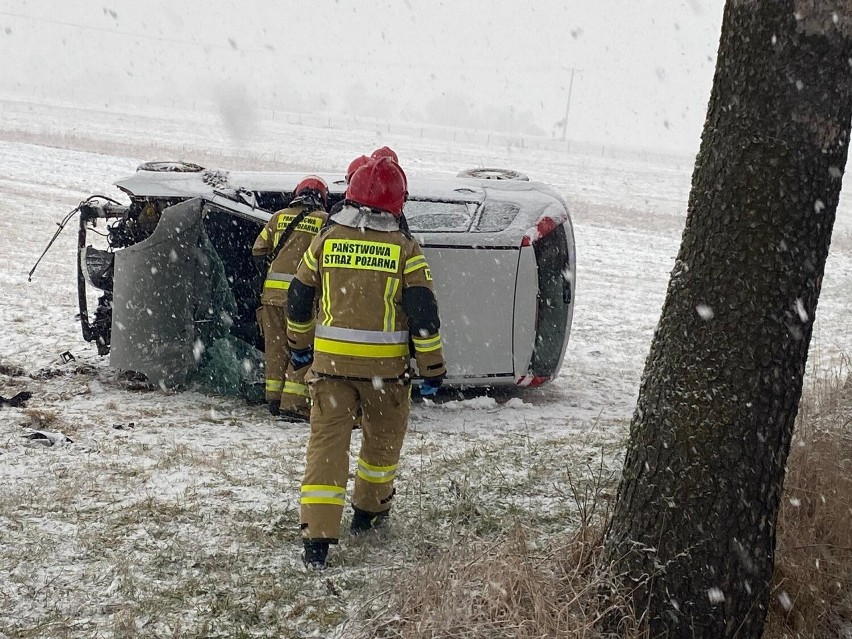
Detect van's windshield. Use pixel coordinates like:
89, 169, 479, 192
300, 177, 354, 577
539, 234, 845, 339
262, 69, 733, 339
474, 201, 520, 232
404, 200, 477, 232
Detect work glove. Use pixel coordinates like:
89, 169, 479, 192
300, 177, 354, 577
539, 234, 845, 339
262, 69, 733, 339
418, 375, 444, 398
290, 347, 314, 370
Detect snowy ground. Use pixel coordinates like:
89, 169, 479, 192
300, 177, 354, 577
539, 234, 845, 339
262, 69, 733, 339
1, 99, 850, 637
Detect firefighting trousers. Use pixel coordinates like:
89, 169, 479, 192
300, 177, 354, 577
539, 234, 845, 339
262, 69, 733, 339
300, 377, 411, 541
259, 305, 310, 414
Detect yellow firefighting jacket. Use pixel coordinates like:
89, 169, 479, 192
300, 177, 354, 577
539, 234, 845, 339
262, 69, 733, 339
287, 207, 446, 380
252, 203, 329, 307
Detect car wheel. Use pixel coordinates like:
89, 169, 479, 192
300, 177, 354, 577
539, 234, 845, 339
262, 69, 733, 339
456, 168, 529, 181
136, 161, 205, 173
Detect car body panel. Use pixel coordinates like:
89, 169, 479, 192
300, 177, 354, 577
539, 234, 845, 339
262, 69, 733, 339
111, 198, 206, 386
513, 246, 539, 378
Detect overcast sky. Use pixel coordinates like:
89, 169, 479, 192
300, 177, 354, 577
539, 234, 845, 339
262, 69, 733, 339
0, 1, 726, 153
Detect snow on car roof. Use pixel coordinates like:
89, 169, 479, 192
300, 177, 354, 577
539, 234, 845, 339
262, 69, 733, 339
115, 166, 563, 207
113, 166, 570, 243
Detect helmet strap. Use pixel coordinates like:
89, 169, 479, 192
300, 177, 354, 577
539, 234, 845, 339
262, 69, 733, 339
292, 192, 325, 210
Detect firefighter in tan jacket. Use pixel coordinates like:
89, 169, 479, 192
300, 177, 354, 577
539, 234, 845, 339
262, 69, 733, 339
252, 176, 329, 419
287, 157, 446, 569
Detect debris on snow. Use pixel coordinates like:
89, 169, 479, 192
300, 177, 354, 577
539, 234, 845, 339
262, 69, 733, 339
22, 430, 74, 446
0, 361, 26, 376
0, 391, 33, 408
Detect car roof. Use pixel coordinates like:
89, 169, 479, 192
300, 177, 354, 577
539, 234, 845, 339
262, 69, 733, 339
114, 167, 570, 245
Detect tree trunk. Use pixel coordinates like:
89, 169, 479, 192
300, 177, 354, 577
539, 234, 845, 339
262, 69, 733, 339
604, 2, 852, 637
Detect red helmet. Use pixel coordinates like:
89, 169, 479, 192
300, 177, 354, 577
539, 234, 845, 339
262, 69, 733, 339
294, 175, 329, 208
371, 146, 399, 163
371, 147, 408, 190
345, 155, 371, 183
345, 157, 407, 217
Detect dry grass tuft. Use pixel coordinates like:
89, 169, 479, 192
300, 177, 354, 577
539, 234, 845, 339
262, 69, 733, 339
765, 370, 852, 638
20, 407, 58, 427
348, 525, 639, 639
348, 459, 640, 639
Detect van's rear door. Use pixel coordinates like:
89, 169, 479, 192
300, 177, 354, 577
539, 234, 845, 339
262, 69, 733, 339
422, 244, 520, 380
406, 199, 521, 381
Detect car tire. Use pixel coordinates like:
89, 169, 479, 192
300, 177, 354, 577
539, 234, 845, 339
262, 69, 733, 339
136, 161, 205, 173
456, 168, 529, 181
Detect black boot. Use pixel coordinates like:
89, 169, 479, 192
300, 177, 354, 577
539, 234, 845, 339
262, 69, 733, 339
278, 408, 309, 423
267, 401, 280, 417
350, 507, 390, 536
303, 540, 330, 570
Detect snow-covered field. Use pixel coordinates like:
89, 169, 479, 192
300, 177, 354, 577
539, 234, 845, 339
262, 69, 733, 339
1, 99, 850, 637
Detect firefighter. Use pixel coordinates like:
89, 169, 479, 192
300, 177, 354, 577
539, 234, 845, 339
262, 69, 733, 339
331, 149, 411, 231
287, 157, 446, 569
328, 155, 371, 217
252, 176, 330, 419
368, 147, 410, 231
348, 154, 372, 181
370, 146, 399, 163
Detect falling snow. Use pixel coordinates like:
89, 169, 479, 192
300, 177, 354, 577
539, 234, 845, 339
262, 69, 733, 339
1, 98, 851, 637
696, 303, 714, 320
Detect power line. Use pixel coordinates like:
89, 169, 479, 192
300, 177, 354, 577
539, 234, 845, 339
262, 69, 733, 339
0, 10, 418, 67
0, 10, 579, 75
0, 10, 269, 54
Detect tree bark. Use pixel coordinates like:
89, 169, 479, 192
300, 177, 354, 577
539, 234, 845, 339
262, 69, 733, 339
604, 2, 852, 637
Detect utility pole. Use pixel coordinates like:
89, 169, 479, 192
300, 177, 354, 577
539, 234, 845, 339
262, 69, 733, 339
561, 68, 576, 142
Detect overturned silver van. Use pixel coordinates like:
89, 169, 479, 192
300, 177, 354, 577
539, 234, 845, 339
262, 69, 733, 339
77, 163, 575, 393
